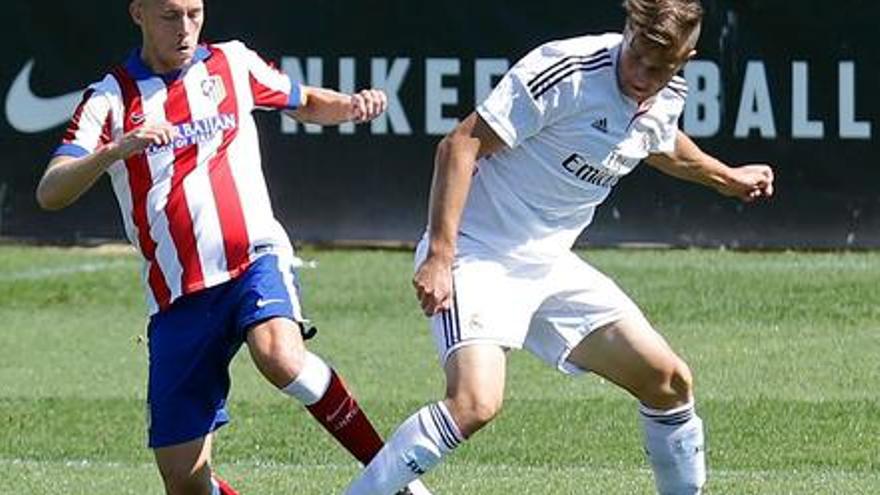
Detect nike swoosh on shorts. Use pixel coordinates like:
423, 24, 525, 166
5, 60, 82, 133
256, 298, 285, 308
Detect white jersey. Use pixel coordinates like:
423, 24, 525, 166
465, 33, 687, 261
55, 41, 301, 314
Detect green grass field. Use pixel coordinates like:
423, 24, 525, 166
1, 245, 878, 494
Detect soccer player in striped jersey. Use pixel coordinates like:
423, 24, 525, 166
346, 1, 773, 494
35, 1, 431, 494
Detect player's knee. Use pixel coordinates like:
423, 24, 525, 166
251, 334, 306, 388
268, 347, 307, 389
448, 394, 503, 436
639, 359, 693, 409
470, 399, 502, 427
670, 361, 694, 401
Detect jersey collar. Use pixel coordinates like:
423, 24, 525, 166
124, 44, 212, 82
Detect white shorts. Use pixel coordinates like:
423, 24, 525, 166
415, 237, 644, 374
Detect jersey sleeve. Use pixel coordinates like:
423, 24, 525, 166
238, 43, 301, 111
644, 75, 688, 154
476, 45, 585, 148
53, 84, 115, 159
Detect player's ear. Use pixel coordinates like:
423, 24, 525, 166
130, 0, 144, 26
683, 24, 701, 62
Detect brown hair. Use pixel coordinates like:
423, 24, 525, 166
623, 0, 704, 48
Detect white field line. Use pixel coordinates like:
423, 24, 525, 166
0, 458, 343, 471
0, 260, 136, 282
0, 458, 877, 480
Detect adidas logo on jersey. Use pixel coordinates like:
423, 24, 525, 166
591, 117, 608, 133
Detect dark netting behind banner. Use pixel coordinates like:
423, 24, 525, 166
1, 1, 877, 247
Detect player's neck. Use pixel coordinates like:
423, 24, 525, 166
139, 46, 190, 75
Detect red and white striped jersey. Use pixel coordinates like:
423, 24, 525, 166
54, 41, 302, 314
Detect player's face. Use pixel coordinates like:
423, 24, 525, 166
618, 28, 697, 103
131, 0, 205, 73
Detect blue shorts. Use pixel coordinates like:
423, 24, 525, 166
146, 253, 305, 448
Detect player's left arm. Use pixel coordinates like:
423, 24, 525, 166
236, 41, 386, 126
645, 131, 774, 202
284, 87, 387, 126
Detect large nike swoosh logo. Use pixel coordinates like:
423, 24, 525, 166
5, 60, 83, 133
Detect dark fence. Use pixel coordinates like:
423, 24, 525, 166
2, 1, 876, 247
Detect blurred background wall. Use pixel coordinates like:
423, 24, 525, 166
1, 0, 876, 247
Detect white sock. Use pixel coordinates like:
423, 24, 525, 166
210, 479, 220, 495
640, 401, 706, 495
345, 402, 463, 495
280, 351, 331, 405
403, 478, 433, 495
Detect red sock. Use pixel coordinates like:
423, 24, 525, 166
306, 370, 385, 464
212, 475, 239, 495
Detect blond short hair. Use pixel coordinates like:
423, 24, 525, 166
623, 0, 704, 48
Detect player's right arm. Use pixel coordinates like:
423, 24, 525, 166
36, 123, 176, 210
413, 42, 583, 316
413, 113, 506, 316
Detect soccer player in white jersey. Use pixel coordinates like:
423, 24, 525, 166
345, 0, 774, 493
34, 1, 432, 495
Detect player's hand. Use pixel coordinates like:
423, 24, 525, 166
350, 89, 387, 123
413, 255, 453, 317
719, 164, 774, 202
109, 123, 178, 161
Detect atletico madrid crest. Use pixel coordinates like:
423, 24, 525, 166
201, 75, 227, 104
